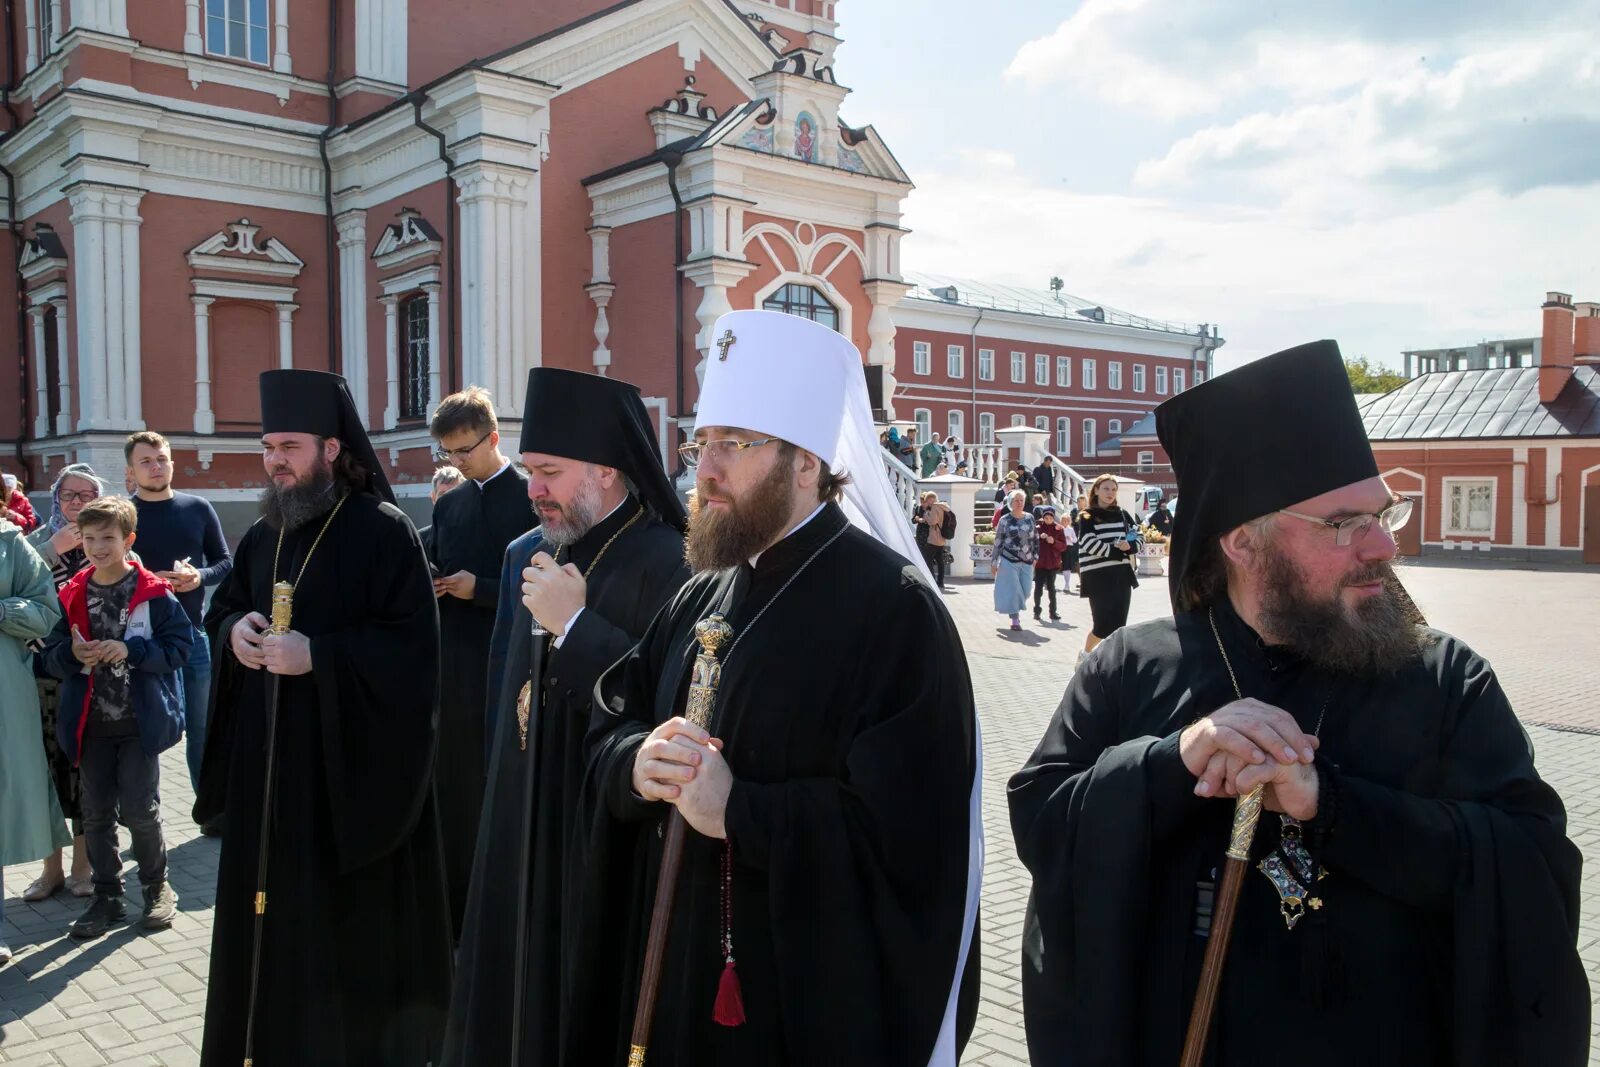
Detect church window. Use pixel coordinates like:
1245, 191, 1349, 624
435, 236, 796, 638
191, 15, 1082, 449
762, 283, 839, 331
42, 305, 60, 430
401, 294, 431, 420
207, 0, 270, 65
38, 1, 55, 59
912, 341, 931, 376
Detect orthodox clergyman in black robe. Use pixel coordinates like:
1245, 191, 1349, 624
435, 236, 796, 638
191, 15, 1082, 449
195, 370, 452, 1066
443, 368, 689, 1066
1008, 341, 1588, 1067
425, 388, 532, 938
571, 310, 982, 1066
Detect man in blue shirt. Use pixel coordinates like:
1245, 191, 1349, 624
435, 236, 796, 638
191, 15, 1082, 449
126, 431, 232, 811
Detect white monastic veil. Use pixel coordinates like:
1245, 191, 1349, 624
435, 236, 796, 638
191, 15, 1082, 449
832, 370, 984, 1067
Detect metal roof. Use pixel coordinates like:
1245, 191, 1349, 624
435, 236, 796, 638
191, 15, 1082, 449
901, 272, 1203, 338
1361, 366, 1600, 441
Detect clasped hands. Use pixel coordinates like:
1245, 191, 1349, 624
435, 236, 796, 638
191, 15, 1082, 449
631, 717, 732, 840
229, 612, 313, 675
71, 628, 127, 667
1178, 698, 1320, 820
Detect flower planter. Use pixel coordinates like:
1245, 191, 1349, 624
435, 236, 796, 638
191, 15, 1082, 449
969, 542, 995, 581
1136, 544, 1167, 577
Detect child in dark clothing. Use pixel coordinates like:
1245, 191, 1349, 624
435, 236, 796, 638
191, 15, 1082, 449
40, 497, 191, 939
1033, 505, 1070, 621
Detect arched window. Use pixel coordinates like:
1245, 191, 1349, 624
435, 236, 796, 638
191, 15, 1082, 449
42, 305, 60, 431
401, 293, 431, 419
762, 283, 839, 331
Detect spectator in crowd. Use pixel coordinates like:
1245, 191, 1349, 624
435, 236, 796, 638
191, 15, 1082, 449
1033, 504, 1069, 621
993, 489, 1038, 632
920, 432, 945, 477
899, 427, 920, 469
0, 516, 70, 964
1147, 496, 1173, 537
1033, 457, 1056, 503
39, 497, 191, 939
1074, 474, 1141, 664
126, 431, 232, 800
1031, 492, 1048, 518
885, 426, 904, 462
418, 465, 466, 559
994, 475, 1019, 511
914, 490, 953, 592
3, 474, 38, 532
22, 463, 105, 901
1013, 462, 1038, 501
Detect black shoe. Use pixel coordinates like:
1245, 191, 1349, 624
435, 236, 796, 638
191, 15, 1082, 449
70, 894, 128, 939
1032, 610, 1042, 620
1050, 614, 1062, 622
142, 883, 178, 930
199, 814, 225, 838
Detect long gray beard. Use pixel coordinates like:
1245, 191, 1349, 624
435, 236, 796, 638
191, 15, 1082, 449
538, 468, 604, 548
262, 468, 338, 531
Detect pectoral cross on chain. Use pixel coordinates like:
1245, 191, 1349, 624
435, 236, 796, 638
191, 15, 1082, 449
715, 329, 736, 360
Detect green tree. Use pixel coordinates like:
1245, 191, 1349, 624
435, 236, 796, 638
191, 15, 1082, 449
1345, 356, 1408, 394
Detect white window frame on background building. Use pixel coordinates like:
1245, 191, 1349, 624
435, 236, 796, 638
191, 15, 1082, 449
1443, 478, 1496, 537
1082, 418, 1097, 456
978, 348, 995, 381
1137, 451, 1155, 472
1056, 417, 1071, 456
1010, 351, 1025, 383
914, 408, 932, 441
1195, 369, 1206, 385
947, 344, 964, 379
1082, 359, 1097, 391
1056, 356, 1071, 387
948, 409, 964, 443
1155, 366, 1169, 394
1174, 368, 1186, 392
1108, 362, 1123, 391
979, 412, 995, 444
1010, 414, 1026, 427
1109, 418, 1123, 436
205, 0, 273, 65
1034, 415, 1049, 432
1035, 353, 1049, 386
1132, 364, 1146, 393
912, 340, 931, 376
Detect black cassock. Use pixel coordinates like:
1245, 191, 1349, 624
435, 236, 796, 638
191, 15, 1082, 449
1008, 598, 1589, 1067
426, 461, 531, 937
195, 493, 452, 1067
443, 497, 687, 1066
572, 503, 981, 1067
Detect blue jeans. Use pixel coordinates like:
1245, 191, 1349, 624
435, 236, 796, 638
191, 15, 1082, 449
183, 628, 211, 791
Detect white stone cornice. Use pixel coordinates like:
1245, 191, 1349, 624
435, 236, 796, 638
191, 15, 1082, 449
422, 70, 555, 174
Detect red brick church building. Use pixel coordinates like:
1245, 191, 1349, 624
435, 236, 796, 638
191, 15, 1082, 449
0, 0, 1216, 524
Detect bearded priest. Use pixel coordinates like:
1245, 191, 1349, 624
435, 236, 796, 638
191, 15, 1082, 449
568, 310, 983, 1066
1008, 340, 1588, 1066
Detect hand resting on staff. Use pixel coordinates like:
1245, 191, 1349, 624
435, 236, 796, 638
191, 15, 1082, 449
632, 716, 732, 840
1179, 698, 1320, 821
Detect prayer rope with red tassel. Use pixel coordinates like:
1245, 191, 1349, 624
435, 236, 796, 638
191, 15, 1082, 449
714, 840, 745, 1027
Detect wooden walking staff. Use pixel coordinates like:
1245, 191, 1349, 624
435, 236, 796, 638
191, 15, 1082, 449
241, 581, 295, 1067
1179, 784, 1266, 1067
626, 614, 734, 1067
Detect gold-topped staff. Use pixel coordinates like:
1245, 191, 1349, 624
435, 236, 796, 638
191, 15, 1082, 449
1179, 784, 1265, 1067
241, 581, 294, 1067
626, 614, 734, 1067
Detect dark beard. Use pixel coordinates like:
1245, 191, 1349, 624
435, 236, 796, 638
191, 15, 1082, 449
261, 462, 338, 531
1255, 540, 1430, 676
685, 457, 798, 572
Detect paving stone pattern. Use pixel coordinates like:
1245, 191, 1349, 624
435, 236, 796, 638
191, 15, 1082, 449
1, 561, 1596, 1064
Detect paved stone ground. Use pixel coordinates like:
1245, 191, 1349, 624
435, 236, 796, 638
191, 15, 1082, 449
1, 560, 1597, 1064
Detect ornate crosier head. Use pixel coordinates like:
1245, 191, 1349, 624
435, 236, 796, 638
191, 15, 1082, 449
694, 613, 733, 657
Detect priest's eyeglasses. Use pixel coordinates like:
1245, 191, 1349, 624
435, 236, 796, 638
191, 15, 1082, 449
433, 430, 492, 465
1277, 496, 1413, 547
678, 438, 779, 468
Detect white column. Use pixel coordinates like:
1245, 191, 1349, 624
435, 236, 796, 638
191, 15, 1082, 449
453, 163, 537, 417
52, 300, 70, 436
272, 0, 290, 73
29, 307, 48, 437
335, 211, 370, 426
192, 297, 215, 434
47, 0, 62, 46
423, 283, 442, 416
183, 0, 202, 52
68, 188, 107, 430
381, 295, 400, 429
120, 196, 143, 429
72, 0, 127, 36
276, 303, 296, 368
102, 198, 125, 425
1512, 447, 1528, 548
24, 0, 38, 70
587, 285, 615, 375
355, 0, 407, 84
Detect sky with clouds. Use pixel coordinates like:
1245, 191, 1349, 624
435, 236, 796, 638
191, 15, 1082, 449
832, 0, 1600, 372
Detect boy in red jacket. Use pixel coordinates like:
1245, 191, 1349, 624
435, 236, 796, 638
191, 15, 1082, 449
40, 497, 191, 939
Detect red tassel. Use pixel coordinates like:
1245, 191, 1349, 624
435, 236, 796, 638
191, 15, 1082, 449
713, 958, 745, 1027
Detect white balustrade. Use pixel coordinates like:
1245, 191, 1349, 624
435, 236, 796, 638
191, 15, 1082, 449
880, 449, 921, 520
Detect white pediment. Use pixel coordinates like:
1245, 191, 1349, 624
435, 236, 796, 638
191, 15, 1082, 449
187, 219, 305, 278
372, 211, 443, 269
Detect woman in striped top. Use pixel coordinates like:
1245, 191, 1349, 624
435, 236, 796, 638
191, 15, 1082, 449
1074, 474, 1141, 663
